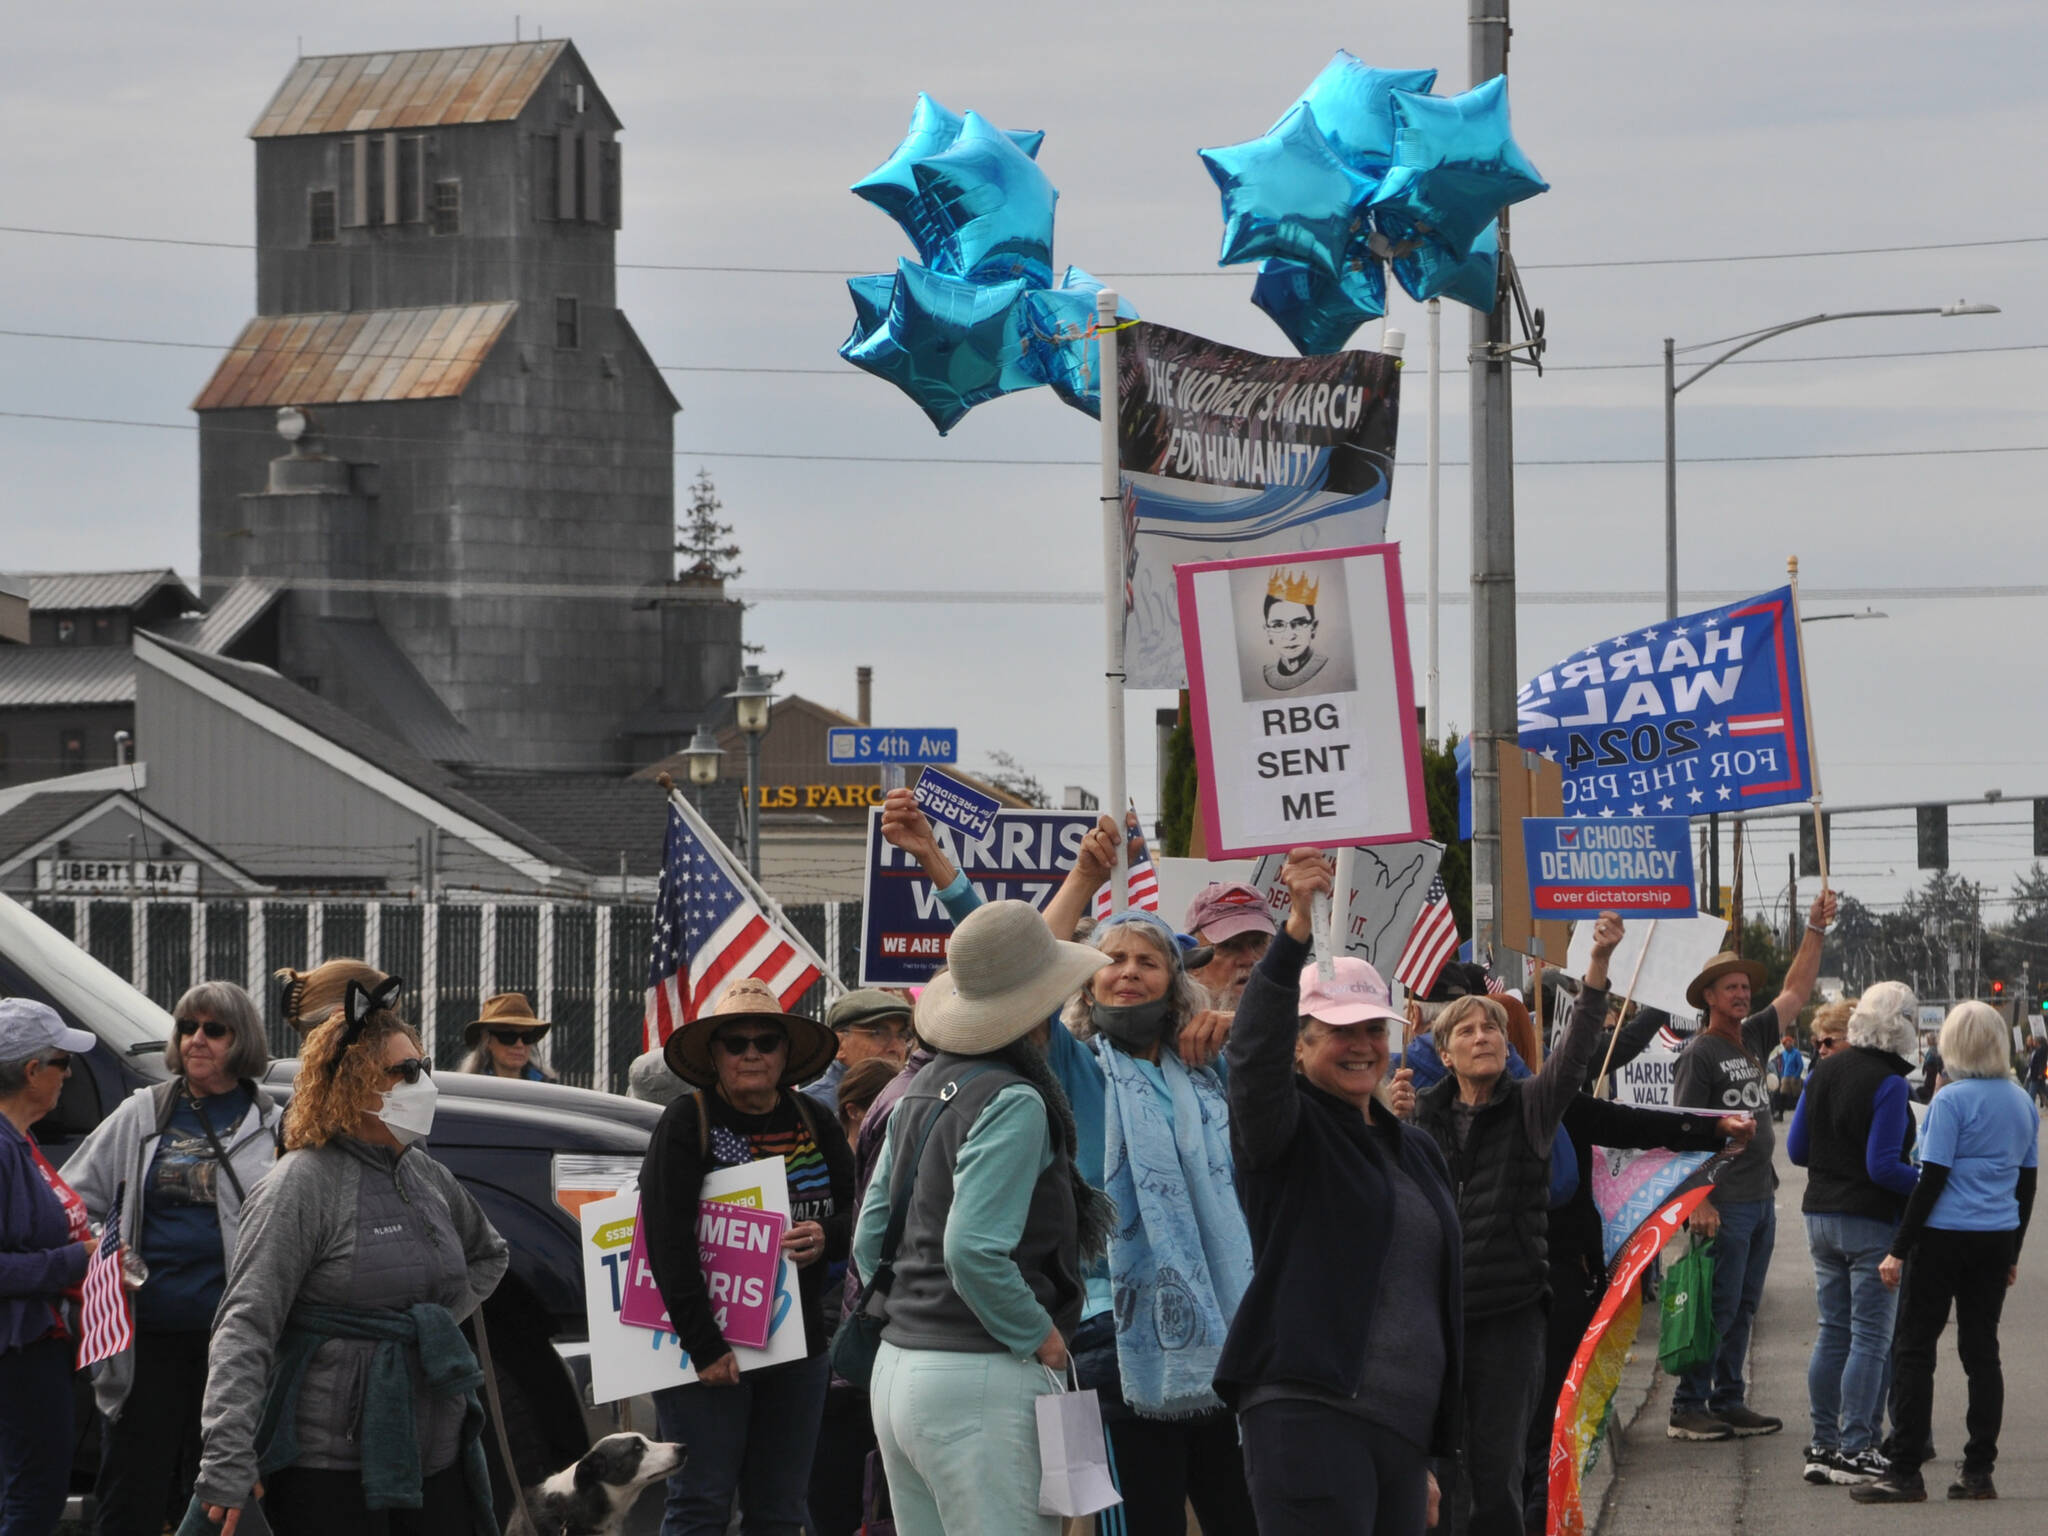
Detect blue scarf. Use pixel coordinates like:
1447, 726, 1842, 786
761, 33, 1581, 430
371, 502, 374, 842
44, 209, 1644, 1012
1096, 1043, 1253, 1418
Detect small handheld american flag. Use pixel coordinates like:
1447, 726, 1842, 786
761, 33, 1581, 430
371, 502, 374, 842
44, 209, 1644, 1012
644, 801, 822, 1050
1394, 875, 1462, 999
77, 1184, 133, 1368
1091, 855, 1160, 919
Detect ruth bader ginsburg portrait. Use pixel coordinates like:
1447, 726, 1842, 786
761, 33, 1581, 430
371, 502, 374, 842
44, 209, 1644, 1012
1231, 559, 1357, 703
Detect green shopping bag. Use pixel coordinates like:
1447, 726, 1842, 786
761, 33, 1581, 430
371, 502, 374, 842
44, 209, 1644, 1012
1657, 1237, 1719, 1375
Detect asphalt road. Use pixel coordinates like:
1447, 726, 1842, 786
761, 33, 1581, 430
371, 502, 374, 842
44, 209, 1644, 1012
1601, 1139, 2047, 1534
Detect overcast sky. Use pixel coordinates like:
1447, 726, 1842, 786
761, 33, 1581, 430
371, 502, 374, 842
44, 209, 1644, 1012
5, 1, 2045, 926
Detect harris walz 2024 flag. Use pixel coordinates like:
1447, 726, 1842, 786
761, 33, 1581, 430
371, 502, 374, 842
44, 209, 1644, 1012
1546, 1136, 1727, 1536
644, 801, 820, 1050
1516, 586, 1812, 822
1116, 322, 1400, 689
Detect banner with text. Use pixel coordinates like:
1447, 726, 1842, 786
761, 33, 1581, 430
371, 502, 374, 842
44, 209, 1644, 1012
1515, 585, 1812, 820
860, 808, 1099, 986
1180, 543, 1429, 858
1522, 817, 1696, 918
1118, 322, 1400, 688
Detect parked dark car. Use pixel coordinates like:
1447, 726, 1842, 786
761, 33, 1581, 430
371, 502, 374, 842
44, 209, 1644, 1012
0, 892, 655, 1515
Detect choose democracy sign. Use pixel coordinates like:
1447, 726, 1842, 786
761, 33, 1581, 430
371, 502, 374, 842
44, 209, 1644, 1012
1522, 817, 1696, 918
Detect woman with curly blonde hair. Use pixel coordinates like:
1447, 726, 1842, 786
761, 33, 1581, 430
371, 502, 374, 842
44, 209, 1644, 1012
188, 978, 509, 1535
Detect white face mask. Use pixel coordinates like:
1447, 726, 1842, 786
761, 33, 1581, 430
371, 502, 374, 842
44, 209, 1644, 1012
376, 1073, 439, 1145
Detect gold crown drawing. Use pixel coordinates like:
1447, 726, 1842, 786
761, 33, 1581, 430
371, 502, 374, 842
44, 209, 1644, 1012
1266, 568, 1320, 606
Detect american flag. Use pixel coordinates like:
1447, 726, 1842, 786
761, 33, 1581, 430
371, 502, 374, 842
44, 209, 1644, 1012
77, 1185, 132, 1368
1092, 855, 1160, 919
644, 802, 820, 1050
1484, 972, 1508, 998
1394, 874, 1462, 998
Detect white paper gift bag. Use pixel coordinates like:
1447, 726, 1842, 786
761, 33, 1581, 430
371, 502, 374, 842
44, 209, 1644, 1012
1035, 1368, 1122, 1518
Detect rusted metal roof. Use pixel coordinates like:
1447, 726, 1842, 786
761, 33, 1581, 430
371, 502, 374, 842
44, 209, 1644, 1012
192, 302, 516, 411
0, 647, 136, 708
250, 41, 569, 138
25, 571, 197, 614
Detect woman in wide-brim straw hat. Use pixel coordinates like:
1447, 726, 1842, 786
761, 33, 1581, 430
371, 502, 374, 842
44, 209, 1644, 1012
851, 900, 1115, 1536
636, 977, 852, 1535
457, 992, 558, 1082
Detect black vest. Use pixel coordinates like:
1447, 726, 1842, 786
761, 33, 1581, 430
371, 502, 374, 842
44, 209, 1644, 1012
1800, 1045, 1916, 1224
878, 1053, 1082, 1353
1415, 1075, 1550, 1318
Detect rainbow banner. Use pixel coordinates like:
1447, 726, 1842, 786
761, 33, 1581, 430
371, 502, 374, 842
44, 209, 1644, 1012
1546, 1163, 1719, 1536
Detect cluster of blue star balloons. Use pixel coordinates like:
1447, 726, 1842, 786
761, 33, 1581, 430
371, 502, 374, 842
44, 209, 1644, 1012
1200, 52, 1548, 355
840, 94, 1137, 434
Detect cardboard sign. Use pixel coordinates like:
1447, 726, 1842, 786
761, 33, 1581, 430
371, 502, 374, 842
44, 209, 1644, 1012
1178, 543, 1429, 857
581, 1158, 805, 1403
860, 808, 1098, 985
914, 767, 1002, 842
1560, 913, 1730, 1022
1522, 817, 1697, 918
1249, 840, 1444, 973
619, 1198, 788, 1350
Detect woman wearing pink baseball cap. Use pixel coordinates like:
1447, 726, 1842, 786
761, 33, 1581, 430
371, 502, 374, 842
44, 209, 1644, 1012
1215, 848, 1462, 1535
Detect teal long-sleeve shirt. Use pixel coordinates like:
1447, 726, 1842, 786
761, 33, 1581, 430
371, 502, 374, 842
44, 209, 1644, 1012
852, 1082, 1057, 1357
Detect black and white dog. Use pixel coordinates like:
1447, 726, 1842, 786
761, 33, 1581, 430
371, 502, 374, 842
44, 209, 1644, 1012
504, 1432, 686, 1536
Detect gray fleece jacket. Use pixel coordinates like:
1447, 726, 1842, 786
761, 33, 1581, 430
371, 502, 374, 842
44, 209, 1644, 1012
61, 1078, 284, 1419
192, 1136, 509, 1509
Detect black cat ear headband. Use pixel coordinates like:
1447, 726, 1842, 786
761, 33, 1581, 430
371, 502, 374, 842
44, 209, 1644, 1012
340, 976, 406, 1047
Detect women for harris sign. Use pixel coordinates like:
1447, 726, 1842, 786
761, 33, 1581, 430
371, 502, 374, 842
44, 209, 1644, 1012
1178, 543, 1429, 858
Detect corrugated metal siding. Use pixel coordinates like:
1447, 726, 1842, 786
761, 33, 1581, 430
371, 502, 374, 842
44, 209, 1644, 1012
251, 41, 565, 138
192, 303, 516, 411
0, 647, 136, 707
25, 571, 191, 613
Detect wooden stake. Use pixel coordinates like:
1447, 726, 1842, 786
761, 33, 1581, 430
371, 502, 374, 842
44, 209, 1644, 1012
1594, 920, 1658, 1098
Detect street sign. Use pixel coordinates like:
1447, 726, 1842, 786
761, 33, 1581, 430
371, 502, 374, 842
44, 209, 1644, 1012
825, 728, 959, 766
1521, 817, 1698, 918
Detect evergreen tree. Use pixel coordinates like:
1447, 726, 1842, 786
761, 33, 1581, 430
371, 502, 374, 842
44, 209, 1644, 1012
676, 468, 742, 581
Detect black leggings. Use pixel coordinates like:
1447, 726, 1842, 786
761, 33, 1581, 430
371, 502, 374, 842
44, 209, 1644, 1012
1888, 1227, 2015, 1478
1101, 1407, 1257, 1536
94, 1329, 210, 1536
261, 1464, 471, 1535
1239, 1401, 1430, 1536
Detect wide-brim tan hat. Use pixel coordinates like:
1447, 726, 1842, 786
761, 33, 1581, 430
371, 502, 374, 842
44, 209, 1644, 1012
663, 976, 838, 1089
915, 900, 1112, 1056
1687, 952, 1769, 1011
463, 991, 553, 1048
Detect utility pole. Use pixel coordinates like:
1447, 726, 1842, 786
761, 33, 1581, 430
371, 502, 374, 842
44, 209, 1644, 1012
1467, 0, 1516, 966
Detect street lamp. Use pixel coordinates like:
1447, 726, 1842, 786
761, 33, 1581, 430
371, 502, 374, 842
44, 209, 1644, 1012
1662, 301, 1999, 619
727, 665, 780, 878
680, 723, 722, 820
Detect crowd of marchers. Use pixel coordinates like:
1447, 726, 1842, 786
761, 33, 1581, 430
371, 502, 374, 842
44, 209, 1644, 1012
0, 787, 2037, 1536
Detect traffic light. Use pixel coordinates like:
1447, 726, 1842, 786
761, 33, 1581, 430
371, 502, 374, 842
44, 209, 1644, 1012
1991, 980, 2005, 997
1916, 805, 1949, 870
1799, 812, 1833, 878
2037, 798, 2048, 859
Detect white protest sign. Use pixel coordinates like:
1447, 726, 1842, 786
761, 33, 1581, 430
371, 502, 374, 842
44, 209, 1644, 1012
580, 1157, 805, 1404
1562, 913, 1729, 1023
1179, 543, 1429, 858
1610, 1023, 1695, 1109
1152, 857, 1259, 934
1250, 840, 1444, 973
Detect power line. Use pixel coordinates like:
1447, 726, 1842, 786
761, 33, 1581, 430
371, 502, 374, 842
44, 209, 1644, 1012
1, 222, 2043, 277
3, 323, 2042, 381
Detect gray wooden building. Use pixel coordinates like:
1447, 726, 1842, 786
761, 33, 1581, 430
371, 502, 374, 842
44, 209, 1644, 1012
194, 40, 734, 774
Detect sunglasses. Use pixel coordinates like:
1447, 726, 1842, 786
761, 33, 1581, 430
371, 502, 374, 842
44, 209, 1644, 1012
713, 1031, 787, 1058
387, 1057, 433, 1085
488, 1029, 545, 1046
38, 1054, 74, 1074
177, 1018, 231, 1041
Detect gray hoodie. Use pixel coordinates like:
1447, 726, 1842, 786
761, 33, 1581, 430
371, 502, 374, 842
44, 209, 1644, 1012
192, 1135, 509, 1509
61, 1078, 285, 1418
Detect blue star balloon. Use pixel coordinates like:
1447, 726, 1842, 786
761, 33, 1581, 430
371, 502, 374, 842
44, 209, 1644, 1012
1284, 52, 1438, 172
1391, 220, 1499, 311
1199, 103, 1376, 280
1019, 266, 1140, 418
840, 261, 1036, 435
842, 272, 895, 351
907, 111, 1059, 287
851, 93, 1045, 229
1369, 76, 1547, 257
1251, 257, 1387, 355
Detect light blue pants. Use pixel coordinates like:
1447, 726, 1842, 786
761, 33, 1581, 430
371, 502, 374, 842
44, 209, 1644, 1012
871, 1340, 1060, 1536
1805, 1211, 1901, 1454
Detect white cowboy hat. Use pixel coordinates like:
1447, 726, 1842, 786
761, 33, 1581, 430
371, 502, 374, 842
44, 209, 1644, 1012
915, 900, 1111, 1056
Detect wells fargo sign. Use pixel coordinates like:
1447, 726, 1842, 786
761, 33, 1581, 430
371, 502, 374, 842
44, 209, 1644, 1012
753, 784, 887, 810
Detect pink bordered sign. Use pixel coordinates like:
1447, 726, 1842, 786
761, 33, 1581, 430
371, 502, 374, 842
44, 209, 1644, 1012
1176, 543, 1428, 859
619, 1196, 789, 1350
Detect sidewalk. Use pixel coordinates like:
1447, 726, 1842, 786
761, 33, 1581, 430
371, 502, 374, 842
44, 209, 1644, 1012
1599, 1156, 2047, 1534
